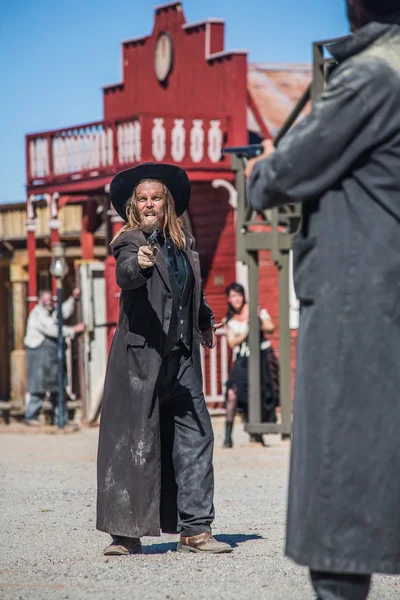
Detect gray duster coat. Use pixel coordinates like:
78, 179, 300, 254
248, 19, 400, 574
96, 228, 214, 538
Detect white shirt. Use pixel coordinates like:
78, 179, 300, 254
227, 308, 271, 357
24, 296, 76, 349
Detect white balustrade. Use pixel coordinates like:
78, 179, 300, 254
148, 118, 223, 165
127, 122, 135, 162
190, 119, 204, 163
106, 129, 113, 166
171, 118, 186, 162
208, 119, 223, 163
30, 121, 138, 178
117, 120, 142, 164
200, 328, 230, 406
99, 130, 108, 168
29, 140, 37, 178
72, 136, 82, 171
134, 121, 142, 162
49, 125, 114, 174
29, 115, 225, 181
117, 125, 124, 164
41, 138, 49, 176
152, 118, 166, 161
89, 132, 100, 168
29, 138, 50, 178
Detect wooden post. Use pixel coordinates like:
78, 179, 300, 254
105, 197, 124, 351
278, 250, 292, 438
10, 262, 29, 409
45, 192, 61, 296
248, 250, 261, 425
26, 195, 37, 313
47, 133, 54, 179
0, 265, 10, 400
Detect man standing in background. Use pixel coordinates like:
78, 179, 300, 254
246, 1, 400, 599
24, 288, 85, 426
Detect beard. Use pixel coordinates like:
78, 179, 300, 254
42, 304, 54, 313
139, 210, 164, 234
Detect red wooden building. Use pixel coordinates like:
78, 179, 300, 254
24, 2, 310, 414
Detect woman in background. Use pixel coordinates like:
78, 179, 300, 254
223, 282, 279, 448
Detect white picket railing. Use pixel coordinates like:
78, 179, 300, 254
28, 119, 141, 180
27, 115, 228, 184
200, 328, 230, 406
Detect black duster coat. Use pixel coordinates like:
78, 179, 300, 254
96, 228, 214, 538
248, 19, 400, 574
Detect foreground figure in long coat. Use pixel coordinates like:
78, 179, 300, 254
247, 1, 400, 598
97, 162, 232, 555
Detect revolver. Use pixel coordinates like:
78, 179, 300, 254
147, 228, 159, 255
223, 144, 265, 159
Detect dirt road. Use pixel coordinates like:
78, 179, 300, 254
1, 419, 398, 599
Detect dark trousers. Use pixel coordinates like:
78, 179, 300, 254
310, 571, 371, 600
25, 392, 67, 423
157, 345, 215, 537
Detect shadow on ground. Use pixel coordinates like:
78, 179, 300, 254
142, 533, 263, 554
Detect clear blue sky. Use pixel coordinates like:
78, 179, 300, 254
0, 0, 349, 204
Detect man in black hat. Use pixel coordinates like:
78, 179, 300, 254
246, 1, 400, 598
97, 163, 232, 556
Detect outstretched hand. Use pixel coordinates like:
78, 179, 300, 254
73, 322, 86, 334
245, 139, 275, 179
138, 246, 157, 270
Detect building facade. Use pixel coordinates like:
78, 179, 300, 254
19, 2, 310, 417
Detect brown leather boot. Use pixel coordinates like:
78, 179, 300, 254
177, 532, 233, 554
103, 536, 142, 556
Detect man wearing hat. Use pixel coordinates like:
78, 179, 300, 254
246, 1, 400, 599
96, 163, 232, 556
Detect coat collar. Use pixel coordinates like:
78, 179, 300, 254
183, 229, 195, 250
329, 17, 400, 62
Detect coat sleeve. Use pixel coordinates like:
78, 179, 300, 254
247, 58, 395, 209
198, 292, 215, 332
112, 231, 152, 290
188, 233, 215, 332
61, 296, 75, 320
36, 312, 75, 339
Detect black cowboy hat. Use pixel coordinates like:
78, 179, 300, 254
109, 162, 191, 221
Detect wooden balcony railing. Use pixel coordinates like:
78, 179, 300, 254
26, 114, 230, 188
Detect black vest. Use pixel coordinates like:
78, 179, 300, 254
161, 241, 194, 356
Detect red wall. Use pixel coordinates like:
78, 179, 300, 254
103, 5, 247, 147
189, 182, 236, 321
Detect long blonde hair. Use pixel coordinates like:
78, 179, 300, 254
111, 179, 186, 250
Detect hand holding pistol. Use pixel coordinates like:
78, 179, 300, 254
138, 228, 159, 270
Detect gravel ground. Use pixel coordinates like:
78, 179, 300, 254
1, 418, 399, 600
